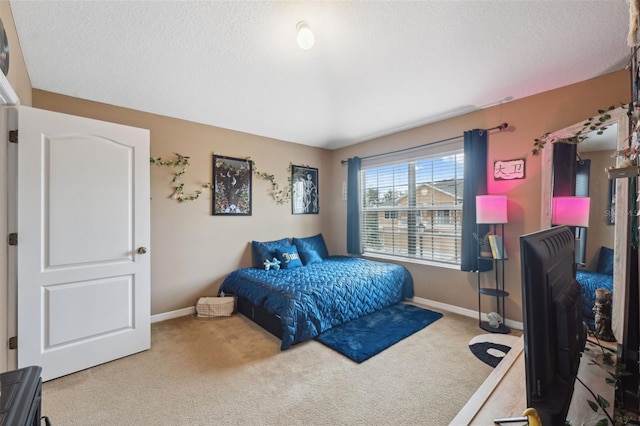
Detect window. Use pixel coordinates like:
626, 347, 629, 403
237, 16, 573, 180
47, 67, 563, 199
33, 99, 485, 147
360, 144, 464, 266
384, 211, 397, 220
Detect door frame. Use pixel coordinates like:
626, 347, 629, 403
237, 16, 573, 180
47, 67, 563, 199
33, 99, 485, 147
0, 72, 20, 373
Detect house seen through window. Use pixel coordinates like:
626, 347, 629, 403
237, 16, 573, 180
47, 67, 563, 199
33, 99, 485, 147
360, 146, 464, 265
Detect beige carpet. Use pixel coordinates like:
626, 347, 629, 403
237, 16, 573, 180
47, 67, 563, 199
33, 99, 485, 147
42, 306, 494, 425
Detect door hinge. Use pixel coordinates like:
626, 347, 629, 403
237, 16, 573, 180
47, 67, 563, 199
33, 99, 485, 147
8, 130, 17, 143
8, 232, 17, 246
8, 336, 17, 350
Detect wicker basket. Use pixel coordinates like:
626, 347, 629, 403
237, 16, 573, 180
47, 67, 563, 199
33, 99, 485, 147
196, 296, 236, 318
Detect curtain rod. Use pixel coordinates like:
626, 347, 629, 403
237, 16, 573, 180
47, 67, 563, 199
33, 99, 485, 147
340, 122, 508, 165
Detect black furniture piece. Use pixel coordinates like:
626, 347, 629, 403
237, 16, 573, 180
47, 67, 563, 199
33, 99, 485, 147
0, 366, 47, 426
476, 222, 510, 334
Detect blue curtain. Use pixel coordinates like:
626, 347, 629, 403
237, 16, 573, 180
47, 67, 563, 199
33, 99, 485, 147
552, 142, 577, 197
460, 130, 492, 272
346, 157, 363, 255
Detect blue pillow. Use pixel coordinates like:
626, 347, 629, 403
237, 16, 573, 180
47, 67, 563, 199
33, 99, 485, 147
293, 234, 329, 265
251, 238, 292, 268
275, 245, 303, 269
300, 248, 323, 265
596, 246, 614, 275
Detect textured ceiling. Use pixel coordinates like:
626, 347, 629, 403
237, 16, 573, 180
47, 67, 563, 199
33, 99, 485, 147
9, 1, 631, 149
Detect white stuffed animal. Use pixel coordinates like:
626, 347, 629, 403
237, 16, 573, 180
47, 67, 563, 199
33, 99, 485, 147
487, 311, 503, 329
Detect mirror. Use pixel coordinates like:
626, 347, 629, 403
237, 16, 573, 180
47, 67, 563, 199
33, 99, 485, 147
540, 106, 630, 344
577, 125, 618, 267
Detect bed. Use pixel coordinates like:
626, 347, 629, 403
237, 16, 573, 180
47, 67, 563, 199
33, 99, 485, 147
219, 234, 414, 350
576, 246, 614, 330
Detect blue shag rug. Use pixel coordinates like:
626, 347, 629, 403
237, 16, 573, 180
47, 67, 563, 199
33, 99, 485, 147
315, 303, 443, 363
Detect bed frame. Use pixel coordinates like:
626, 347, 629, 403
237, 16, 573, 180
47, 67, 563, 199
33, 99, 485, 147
236, 295, 283, 339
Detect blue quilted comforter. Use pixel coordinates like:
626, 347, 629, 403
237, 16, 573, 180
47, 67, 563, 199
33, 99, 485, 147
219, 256, 414, 350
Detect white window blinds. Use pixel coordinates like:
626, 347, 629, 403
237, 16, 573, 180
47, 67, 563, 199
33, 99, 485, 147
360, 140, 464, 265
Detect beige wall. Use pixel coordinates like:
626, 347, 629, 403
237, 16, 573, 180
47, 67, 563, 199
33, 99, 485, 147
328, 70, 630, 323
34, 71, 630, 322
11, 2, 628, 322
33, 91, 331, 315
0, 1, 31, 105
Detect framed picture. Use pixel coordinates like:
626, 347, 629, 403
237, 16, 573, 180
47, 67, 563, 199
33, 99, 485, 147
291, 165, 318, 214
212, 155, 252, 215
493, 158, 525, 180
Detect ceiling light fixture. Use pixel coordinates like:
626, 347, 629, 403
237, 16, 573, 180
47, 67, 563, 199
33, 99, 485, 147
296, 21, 315, 50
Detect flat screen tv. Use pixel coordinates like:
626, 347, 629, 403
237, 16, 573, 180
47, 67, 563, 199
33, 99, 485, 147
519, 226, 587, 425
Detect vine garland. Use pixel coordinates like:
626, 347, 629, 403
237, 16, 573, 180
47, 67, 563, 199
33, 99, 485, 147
531, 104, 629, 156
150, 153, 298, 204
150, 154, 211, 202
247, 157, 293, 205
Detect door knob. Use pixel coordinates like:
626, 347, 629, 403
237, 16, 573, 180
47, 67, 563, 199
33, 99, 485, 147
137, 247, 148, 254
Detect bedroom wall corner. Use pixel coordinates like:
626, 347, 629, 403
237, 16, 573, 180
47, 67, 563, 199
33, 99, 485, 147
32, 90, 332, 316
327, 70, 630, 324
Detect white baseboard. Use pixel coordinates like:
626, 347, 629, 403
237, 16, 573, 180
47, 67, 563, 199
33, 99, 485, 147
151, 306, 195, 323
411, 296, 523, 331
151, 298, 524, 331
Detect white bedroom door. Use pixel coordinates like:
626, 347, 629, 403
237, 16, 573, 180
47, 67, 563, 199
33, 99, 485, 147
16, 106, 150, 381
